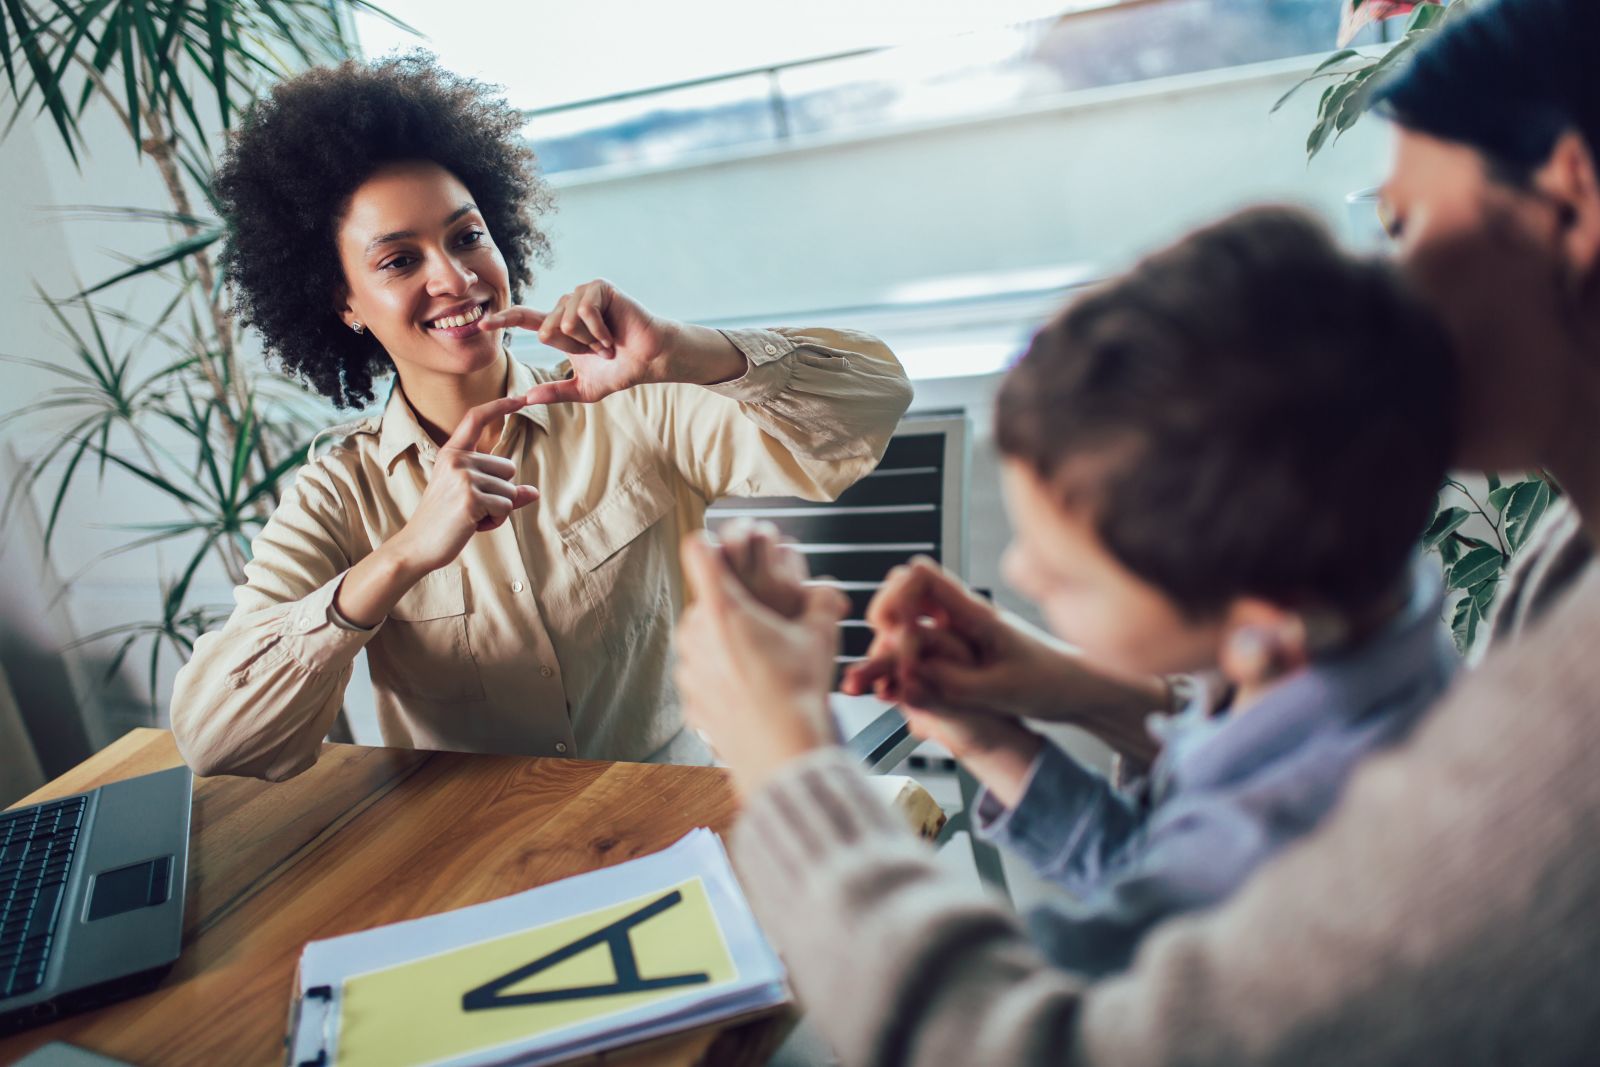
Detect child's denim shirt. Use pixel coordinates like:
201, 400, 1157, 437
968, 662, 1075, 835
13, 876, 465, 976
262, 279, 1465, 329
973, 561, 1458, 978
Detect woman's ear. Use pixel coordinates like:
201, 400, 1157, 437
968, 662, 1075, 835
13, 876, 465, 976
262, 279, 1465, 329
1532, 130, 1600, 289
334, 288, 361, 333
1218, 599, 1309, 689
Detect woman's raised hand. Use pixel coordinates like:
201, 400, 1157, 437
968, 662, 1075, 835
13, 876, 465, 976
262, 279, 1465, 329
390, 395, 541, 575
480, 279, 746, 406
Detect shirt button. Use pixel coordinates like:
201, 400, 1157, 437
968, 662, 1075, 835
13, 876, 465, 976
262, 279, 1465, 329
763, 342, 778, 355
554, 742, 568, 754
295, 616, 312, 631
511, 580, 525, 594
540, 665, 554, 678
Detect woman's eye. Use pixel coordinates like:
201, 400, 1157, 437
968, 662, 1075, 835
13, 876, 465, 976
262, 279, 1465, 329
380, 255, 415, 272
459, 229, 486, 246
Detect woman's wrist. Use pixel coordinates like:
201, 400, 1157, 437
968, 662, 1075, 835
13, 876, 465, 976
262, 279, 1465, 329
336, 539, 430, 627
726, 694, 837, 799
659, 321, 748, 387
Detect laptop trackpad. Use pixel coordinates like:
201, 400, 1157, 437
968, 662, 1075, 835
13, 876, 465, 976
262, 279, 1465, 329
87, 857, 173, 921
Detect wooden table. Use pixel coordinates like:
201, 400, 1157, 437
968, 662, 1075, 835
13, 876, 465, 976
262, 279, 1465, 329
0, 729, 789, 1067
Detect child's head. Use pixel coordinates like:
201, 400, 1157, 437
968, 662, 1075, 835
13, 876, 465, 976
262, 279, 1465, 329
994, 207, 1456, 684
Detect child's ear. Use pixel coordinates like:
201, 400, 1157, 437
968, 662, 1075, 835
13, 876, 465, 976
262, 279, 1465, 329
1218, 599, 1309, 688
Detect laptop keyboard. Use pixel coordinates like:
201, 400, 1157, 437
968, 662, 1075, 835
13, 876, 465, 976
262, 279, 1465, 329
0, 796, 85, 999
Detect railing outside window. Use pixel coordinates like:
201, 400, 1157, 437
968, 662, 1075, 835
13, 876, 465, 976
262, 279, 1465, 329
523, 0, 1364, 176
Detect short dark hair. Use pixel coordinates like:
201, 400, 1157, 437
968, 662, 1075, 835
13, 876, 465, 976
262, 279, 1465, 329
213, 51, 555, 409
1370, 0, 1599, 183
995, 207, 1457, 619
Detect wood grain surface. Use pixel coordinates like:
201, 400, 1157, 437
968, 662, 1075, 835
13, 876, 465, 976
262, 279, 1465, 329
0, 730, 789, 1067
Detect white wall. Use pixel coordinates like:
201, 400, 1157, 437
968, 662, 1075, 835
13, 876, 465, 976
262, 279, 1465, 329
533, 57, 1388, 321
0, 52, 1390, 748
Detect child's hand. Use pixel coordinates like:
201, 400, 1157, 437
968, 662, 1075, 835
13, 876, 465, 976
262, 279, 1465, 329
902, 703, 1039, 761
904, 701, 1045, 809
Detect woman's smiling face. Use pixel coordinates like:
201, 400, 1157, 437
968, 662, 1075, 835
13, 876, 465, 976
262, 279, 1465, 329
335, 159, 510, 390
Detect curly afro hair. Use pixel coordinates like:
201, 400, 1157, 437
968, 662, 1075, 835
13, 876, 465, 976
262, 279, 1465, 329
213, 51, 555, 409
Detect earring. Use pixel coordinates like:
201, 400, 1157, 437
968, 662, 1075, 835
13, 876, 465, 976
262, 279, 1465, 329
350, 321, 365, 335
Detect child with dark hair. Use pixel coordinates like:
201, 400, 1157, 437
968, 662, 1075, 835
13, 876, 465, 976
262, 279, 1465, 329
860, 206, 1461, 977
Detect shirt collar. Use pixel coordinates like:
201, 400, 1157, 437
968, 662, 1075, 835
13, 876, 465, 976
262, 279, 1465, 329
1157, 559, 1455, 794
376, 358, 552, 474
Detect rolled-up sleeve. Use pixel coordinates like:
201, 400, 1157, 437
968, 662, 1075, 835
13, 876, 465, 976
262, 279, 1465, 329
630, 326, 913, 502
169, 460, 376, 780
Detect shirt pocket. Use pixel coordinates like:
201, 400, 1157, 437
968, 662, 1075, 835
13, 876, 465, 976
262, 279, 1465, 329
562, 465, 677, 658
368, 565, 486, 703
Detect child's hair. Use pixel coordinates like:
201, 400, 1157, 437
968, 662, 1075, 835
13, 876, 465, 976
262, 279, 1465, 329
995, 206, 1457, 619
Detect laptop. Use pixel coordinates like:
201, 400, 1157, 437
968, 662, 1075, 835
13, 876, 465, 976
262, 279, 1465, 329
0, 766, 192, 1035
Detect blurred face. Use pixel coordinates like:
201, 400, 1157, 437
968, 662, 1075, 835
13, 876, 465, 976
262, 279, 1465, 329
335, 160, 511, 396
999, 460, 1224, 682
1380, 129, 1588, 470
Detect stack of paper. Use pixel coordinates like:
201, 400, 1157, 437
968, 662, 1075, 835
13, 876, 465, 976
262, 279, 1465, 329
285, 829, 787, 1067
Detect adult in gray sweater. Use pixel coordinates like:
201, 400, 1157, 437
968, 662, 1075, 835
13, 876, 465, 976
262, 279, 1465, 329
673, 0, 1600, 1063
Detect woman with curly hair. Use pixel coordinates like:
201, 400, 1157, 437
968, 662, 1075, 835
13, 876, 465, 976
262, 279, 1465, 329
169, 52, 912, 780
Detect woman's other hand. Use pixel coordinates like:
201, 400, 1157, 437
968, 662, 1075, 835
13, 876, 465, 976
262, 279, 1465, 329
480, 280, 746, 405
390, 394, 541, 575
675, 533, 848, 799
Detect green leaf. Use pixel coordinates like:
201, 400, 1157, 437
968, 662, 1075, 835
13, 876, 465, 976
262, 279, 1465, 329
203, 0, 229, 127
1448, 545, 1503, 591
1405, 3, 1448, 32
73, 225, 225, 297
1, 0, 82, 165
1450, 593, 1482, 653
1486, 485, 1516, 515
1422, 506, 1470, 548
97, 450, 203, 508
1486, 472, 1502, 493
1438, 536, 1464, 566
1505, 478, 1552, 551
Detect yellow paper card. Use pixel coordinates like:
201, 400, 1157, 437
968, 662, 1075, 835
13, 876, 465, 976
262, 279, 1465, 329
335, 876, 737, 1067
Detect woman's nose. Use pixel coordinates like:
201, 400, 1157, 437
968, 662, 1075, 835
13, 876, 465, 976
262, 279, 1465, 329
426, 252, 476, 295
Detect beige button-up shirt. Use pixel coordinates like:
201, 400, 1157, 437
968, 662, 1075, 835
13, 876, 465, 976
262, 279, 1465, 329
170, 328, 911, 780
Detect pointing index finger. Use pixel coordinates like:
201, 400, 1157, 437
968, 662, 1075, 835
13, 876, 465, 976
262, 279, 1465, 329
444, 394, 531, 451
478, 305, 547, 333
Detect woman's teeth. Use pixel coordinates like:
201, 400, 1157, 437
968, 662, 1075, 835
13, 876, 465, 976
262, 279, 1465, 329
429, 304, 485, 329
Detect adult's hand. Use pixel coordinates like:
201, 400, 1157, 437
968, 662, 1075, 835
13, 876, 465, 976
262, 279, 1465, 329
713, 518, 810, 619
674, 533, 849, 800
479, 279, 746, 406
335, 395, 539, 628
388, 395, 541, 574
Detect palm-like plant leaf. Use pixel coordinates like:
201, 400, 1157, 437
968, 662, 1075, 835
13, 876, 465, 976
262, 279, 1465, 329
2, 0, 411, 712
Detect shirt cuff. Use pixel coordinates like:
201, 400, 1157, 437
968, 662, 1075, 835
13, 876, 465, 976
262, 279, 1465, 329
706, 328, 798, 404
326, 578, 379, 632
970, 741, 1110, 870
278, 573, 380, 671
